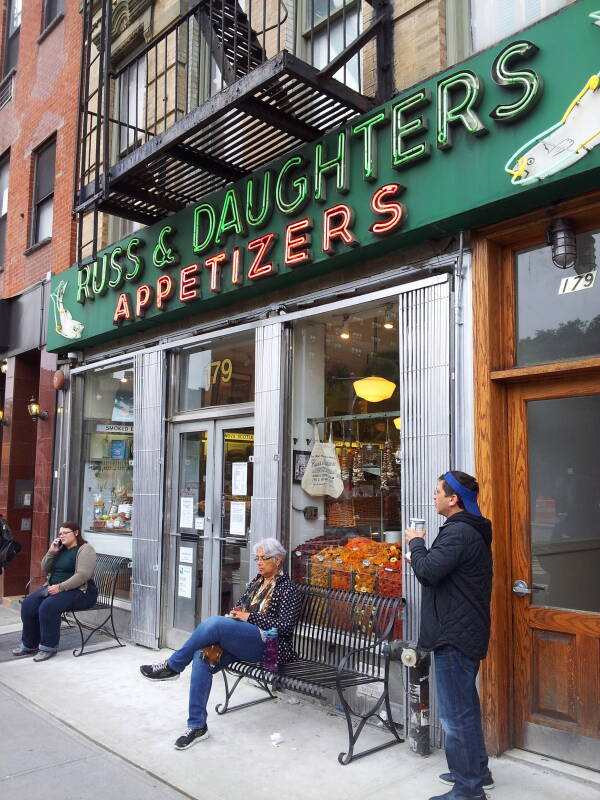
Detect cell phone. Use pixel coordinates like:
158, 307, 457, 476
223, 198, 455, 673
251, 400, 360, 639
54, 538, 63, 550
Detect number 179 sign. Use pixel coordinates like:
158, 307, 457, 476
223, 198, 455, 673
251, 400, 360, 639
558, 270, 597, 295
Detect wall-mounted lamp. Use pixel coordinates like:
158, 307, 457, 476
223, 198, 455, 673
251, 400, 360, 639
383, 304, 395, 330
0, 359, 7, 375
0, 409, 8, 426
339, 315, 350, 340
547, 218, 577, 270
27, 397, 48, 421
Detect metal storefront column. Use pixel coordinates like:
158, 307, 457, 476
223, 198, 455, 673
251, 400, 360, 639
399, 276, 452, 747
251, 322, 287, 551
131, 350, 166, 647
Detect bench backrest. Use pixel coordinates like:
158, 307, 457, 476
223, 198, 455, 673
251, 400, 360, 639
292, 584, 403, 678
93, 554, 129, 606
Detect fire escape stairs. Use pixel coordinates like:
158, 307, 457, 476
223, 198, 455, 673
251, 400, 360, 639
77, 0, 392, 226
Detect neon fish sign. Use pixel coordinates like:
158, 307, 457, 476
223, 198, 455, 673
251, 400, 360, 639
505, 10, 600, 186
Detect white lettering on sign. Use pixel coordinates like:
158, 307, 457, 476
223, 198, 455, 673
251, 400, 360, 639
558, 270, 597, 295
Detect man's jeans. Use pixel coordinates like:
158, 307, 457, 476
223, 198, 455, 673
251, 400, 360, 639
168, 616, 265, 729
434, 645, 488, 798
21, 584, 98, 651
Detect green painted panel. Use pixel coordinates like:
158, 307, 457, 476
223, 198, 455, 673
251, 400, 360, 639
48, 0, 600, 352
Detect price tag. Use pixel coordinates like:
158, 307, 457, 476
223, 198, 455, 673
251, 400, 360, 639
558, 270, 596, 295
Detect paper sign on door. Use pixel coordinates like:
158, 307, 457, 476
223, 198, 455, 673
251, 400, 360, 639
232, 462, 248, 496
177, 564, 193, 598
229, 501, 247, 537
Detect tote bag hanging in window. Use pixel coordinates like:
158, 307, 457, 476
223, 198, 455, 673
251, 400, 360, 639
301, 426, 344, 499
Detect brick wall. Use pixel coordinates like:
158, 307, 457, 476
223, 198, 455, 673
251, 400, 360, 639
0, 0, 81, 297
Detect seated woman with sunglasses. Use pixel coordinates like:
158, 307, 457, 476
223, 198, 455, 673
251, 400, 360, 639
12, 521, 98, 662
140, 537, 301, 750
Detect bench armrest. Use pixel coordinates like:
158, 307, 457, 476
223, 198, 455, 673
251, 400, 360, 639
335, 601, 404, 676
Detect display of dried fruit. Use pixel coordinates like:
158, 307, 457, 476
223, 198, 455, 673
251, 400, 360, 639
380, 439, 399, 492
351, 444, 365, 485
326, 499, 357, 527
339, 446, 351, 485
307, 538, 403, 595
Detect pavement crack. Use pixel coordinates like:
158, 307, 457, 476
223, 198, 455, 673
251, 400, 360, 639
0, 753, 102, 782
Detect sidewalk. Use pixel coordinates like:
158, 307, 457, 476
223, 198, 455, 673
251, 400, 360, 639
0, 684, 189, 800
1, 609, 599, 800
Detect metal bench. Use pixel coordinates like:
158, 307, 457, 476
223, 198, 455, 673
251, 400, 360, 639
216, 583, 405, 764
63, 554, 130, 657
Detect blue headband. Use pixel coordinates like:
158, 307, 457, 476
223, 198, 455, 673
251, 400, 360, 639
443, 472, 482, 517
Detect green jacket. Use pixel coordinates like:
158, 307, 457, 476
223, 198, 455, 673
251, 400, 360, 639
41, 543, 97, 592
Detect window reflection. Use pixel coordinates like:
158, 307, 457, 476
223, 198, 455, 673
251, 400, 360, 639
178, 334, 255, 411
528, 395, 600, 613
516, 230, 600, 365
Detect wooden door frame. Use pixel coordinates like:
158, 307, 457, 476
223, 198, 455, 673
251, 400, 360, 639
507, 376, 600, 747
471, 189, 600, 755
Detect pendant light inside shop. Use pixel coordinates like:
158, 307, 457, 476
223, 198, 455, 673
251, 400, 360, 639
353, 318, 396, 402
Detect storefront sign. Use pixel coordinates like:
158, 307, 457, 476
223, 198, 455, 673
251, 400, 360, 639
47, 1, 600, 352
95, 423, 133, 434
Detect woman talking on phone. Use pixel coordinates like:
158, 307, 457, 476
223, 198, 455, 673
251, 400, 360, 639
12, 521, 97, 662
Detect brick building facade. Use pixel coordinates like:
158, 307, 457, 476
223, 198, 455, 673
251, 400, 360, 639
0, 1, 81, 596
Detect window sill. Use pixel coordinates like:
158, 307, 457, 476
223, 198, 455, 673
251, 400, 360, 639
37, 14, 65, 45
24, 237, 52, 256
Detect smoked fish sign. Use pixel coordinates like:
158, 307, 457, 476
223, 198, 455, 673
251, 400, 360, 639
47, 1, 600, 352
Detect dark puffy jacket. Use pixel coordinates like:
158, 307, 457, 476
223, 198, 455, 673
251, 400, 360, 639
409, 512, 493, 661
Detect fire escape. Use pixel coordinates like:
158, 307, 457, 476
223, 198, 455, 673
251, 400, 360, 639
75, 0, 394, 262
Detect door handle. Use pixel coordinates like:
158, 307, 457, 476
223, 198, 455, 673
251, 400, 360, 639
512, 579, 546, 596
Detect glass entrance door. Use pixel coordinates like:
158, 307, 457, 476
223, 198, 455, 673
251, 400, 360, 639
508, 377, 600, 770
164, 417, 254, 649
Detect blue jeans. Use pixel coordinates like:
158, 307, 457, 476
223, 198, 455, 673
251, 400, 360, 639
168, 615, 265, 729
21, 584, 98, 651
434, 645, 488, 798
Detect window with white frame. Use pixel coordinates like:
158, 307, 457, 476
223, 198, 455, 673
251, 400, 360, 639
0, 156, 9, 270
3, 0, 21, 76
118, 56, 147, 153
32, 137, 56, 245
42, 0, 64, 31
447, 0, 570, 64
304, 0, 361, 92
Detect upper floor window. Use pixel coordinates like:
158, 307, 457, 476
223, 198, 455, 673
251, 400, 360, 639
447, 0, 569, 64
32, 138, 56, 245
3, 0, 21, 76
304, 0, 360, 92
42, 0, 64, 31
0, 155, 9, 270
118, 56, 147, 153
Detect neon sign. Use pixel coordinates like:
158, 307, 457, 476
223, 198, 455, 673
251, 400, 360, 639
505, 11, 600, 185
47, 2, 600, 350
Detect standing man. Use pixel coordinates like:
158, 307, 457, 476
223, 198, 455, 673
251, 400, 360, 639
406, 471, 493, 800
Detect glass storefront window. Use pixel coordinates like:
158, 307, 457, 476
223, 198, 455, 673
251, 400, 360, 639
516, 230, 600, 366
289, 299, 403, 603
80, 365, 134, 599
178, 333, 255, 411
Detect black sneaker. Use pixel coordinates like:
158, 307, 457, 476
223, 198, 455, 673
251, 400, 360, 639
140, 660, 180, 681
174, 726, 209, 750
438, 771, 495, 790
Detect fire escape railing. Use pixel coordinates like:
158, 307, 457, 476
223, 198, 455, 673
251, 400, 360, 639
75, 0, 393, 262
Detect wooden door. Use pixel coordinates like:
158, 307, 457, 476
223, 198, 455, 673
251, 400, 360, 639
508, 375, 600, 770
